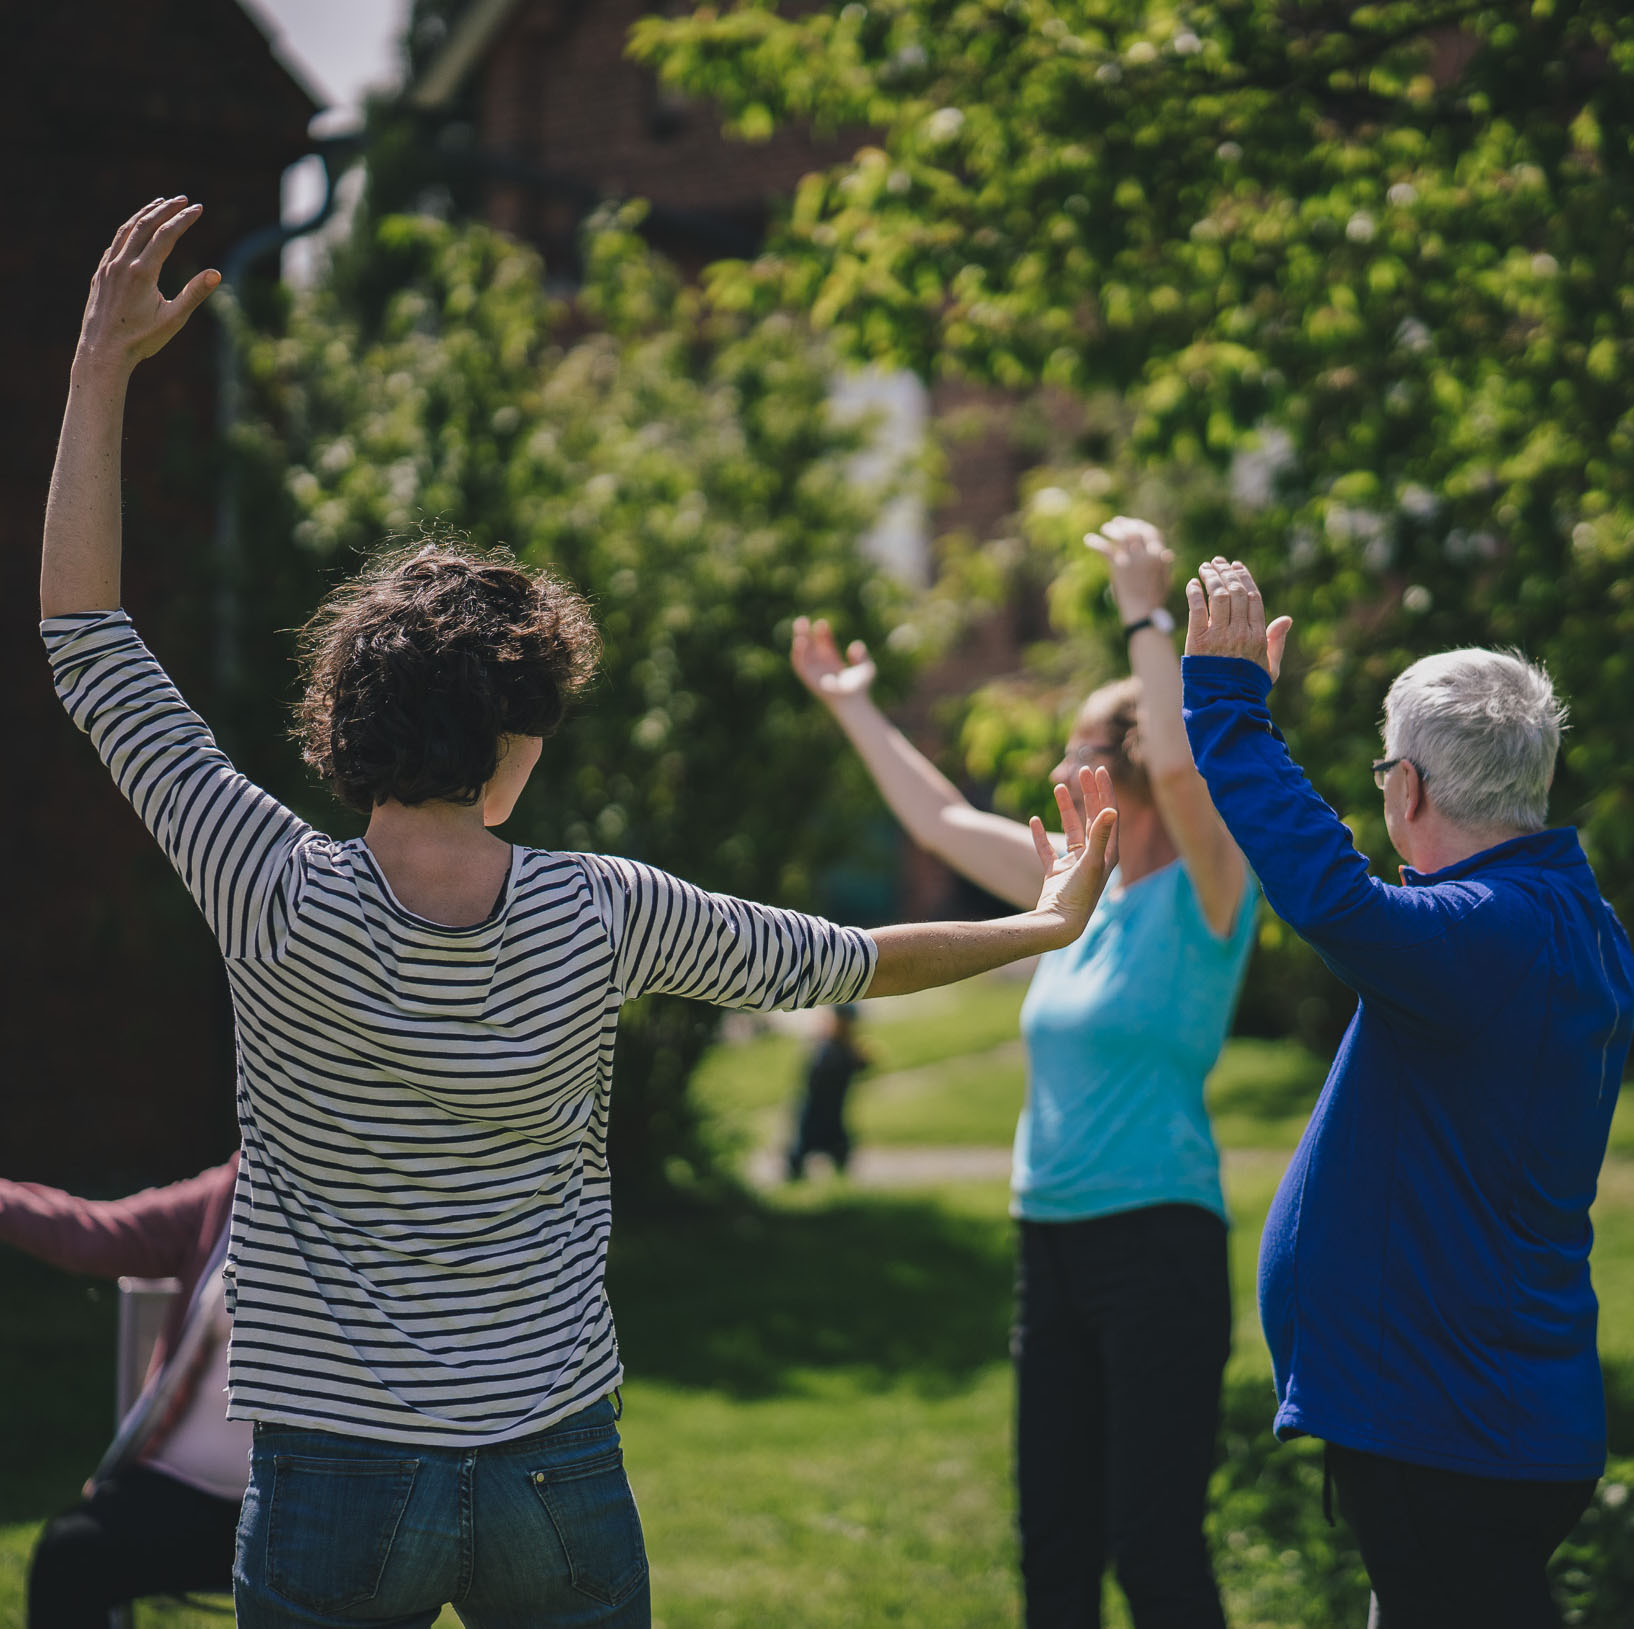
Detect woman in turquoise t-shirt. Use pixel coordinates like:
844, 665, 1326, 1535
793, 517, 1259, 1629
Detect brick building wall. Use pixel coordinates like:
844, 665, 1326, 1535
474, 0, 856, 271
4, 0, 315, 1185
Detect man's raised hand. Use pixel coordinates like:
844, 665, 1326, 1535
76, 198, 220, 376
1184, 557, 1294, 682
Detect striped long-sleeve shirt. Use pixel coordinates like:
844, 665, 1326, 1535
46, 611, 876, 1445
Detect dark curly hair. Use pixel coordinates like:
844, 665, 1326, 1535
294, 538, 600, 813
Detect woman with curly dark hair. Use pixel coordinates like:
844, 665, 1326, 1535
39, 198, 1118, 1629
293, 538, 604, 814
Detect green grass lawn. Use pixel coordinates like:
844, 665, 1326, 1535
4, 983, 1634, 1629
696, 971, 1331, 1156
695, 974, 1033, 1154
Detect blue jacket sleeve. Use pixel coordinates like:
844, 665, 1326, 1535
1180, 655, 1521, 1028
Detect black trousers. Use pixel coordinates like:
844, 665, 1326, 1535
27, 1464, 240, 1629
1014, 1205, 1232, 1629
787, 1082, 852, 1177
1327, 1442, 1597, 1629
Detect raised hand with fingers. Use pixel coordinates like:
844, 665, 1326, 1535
1028, 764, 1119, 945
1086, 515, 1175, 623
790, 615, 877, 709
43, 200, 222, 618
1184, 557, 1294, 681
76, 197, 221, 377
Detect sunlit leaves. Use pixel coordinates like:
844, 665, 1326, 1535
639, 0, 1634, 936
243, 208, 911, 908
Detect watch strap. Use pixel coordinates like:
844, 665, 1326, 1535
1122, 612, 1172, 641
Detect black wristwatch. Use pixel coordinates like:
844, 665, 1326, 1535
1122, 608, 1175, 642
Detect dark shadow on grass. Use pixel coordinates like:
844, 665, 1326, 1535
607, 1192, 1014, 1398
1216, 1368, 1634, 1627
1211, 1373, 1372, 1622
0, 1251, 118, 1523
0, 1192, 1012, 1522
1603, 1355, 1634, 1455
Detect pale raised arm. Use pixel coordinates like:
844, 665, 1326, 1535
41, 198, 220, 620
863, 768, 1118, 996
790, 616, 1048, 911
1087, 517, 1249, 939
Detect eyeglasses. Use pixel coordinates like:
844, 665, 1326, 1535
1064, 742, 1118, 768
1371, 756, 1426, 790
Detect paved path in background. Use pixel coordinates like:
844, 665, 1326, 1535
1594, 1155, 1634, 1206
757, 1145, 1634, 1205
749, 1144, 1012, 1189
748, 1144, 1294, 1191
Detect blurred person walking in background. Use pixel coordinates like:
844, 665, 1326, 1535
1183, 556, 1634, 1629
2, 1158, 242, 1629
39, 196, 1119, 1629
793, 516, 1257, 1629
785, 1003, 870, 1180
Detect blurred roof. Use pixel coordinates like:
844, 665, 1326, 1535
11, 0, 320, 154
410, 0, 527, 110
234, 0, 329, 115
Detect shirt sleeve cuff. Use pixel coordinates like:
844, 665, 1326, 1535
40, 607, 133, 646
843, 926, 879, 1003
1181, 654, 1274, 704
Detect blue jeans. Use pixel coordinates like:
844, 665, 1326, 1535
234, 1398, 649, 1629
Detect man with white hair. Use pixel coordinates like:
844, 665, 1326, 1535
1180, 554, 1634, 1628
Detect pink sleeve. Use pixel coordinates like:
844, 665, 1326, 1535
0, 1163, 228, 1280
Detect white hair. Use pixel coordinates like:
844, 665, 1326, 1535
1383, 648, 1566, 833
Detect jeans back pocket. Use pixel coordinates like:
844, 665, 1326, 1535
267, 1455, 419, 1613
527, 1441, 648, 1607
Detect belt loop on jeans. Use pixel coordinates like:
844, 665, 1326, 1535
608, 1386, 624, 1421
1321, 1441, 1336, 1528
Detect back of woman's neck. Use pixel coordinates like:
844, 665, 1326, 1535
366, 796, 501, 852
363, 800, 513, 927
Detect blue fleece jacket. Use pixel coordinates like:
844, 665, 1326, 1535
1183, 654, 1634, 1479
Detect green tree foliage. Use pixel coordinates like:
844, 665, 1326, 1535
238, 208, 910, 1204
633, 1, 1634, 965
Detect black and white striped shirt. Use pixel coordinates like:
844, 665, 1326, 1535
46, 612, 875, 1445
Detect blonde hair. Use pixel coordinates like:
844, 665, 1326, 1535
1076, 676, 1150, 802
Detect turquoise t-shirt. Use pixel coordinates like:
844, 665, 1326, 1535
1014, 860, 1257, 1223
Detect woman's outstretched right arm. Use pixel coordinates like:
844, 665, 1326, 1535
790, 618, 1047, 910
863, 768, 1116, 994
586, 767, 1116, 1008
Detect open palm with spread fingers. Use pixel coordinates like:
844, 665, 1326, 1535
42, 200, 222, 619
1030, 765, 1119, 944
1184, 556, 1294, 681
77, 197, 220, 374
790, 615, 877, 709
